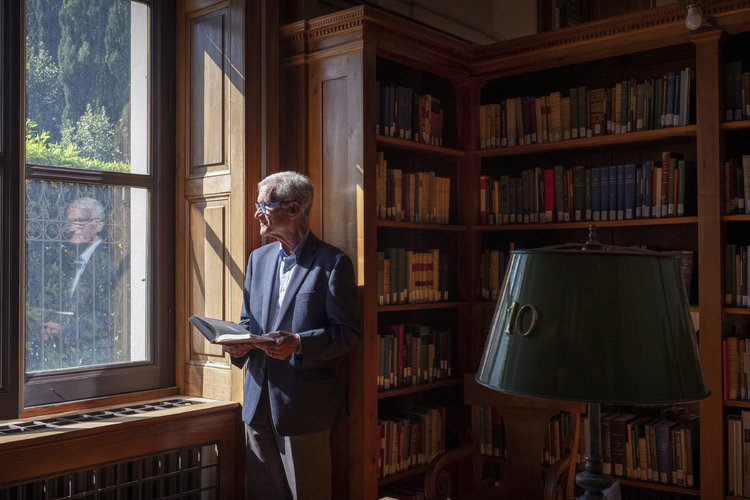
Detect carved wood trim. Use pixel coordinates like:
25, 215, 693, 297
477, 0, 750, 58
280, 2, 750, 81
280, 5, 472, 79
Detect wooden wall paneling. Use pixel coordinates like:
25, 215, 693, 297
185, 197, 233, 400
176, 0, 246, 403
693, 28, 727, 500
246, 0, 276, 254
279, 20, 308, 180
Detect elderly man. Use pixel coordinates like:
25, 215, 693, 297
224, 171, 361, 500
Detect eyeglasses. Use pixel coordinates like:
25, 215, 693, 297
67, 218, 97, 227
254, 200, 295, 214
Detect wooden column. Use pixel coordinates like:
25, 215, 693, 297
692, 28, 727, 500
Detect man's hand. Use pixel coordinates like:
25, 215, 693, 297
262, 331, 301, 360
222, 343, 257, 358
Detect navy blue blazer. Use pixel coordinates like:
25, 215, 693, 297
236, 232, 361, 435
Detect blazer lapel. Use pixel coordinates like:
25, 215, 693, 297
260, 245, 280, 333
271, 234, 318, 331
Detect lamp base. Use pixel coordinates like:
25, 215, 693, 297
575, 470, 614, 500
575, 403, 614, 499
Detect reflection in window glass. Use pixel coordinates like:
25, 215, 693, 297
25, 181, 149, 372
24, 0, 149, 174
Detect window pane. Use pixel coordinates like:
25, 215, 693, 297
25, 0, 149, 174
25, 181, 149, 372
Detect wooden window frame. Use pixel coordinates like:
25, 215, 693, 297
0, 0, 176, 416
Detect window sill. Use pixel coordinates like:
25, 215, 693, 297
0, 395, 241, 486
20, 386, 182, 419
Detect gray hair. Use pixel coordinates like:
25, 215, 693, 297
258, 171, 314, 216
71, 197, 105, 221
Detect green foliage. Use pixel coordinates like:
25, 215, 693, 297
27, 0, 133, 163
58, 0, 125, 126
26, 41, 64, 142
25, 0, 63, 58
26, 119, 129, 172
61, 104, 116, 163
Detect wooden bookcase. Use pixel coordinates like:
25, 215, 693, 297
280, 3, 750, 499
721, 27, 750, 500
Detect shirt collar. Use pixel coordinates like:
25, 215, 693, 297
278, 230, 310, 261
79, 239, 102, 264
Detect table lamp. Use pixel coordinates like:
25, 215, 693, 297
475, 225, 710, 499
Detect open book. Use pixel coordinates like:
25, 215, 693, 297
188, 315, 275, 345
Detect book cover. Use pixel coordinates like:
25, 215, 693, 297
624, 163, 636, 220
591, 166, 601, 221
573, 165, 586, 221
549, 91, 562, 142
599, 166, 609, 221
578, 86, 587, 137
608, 165, 617, 221
569, 87, 579, 139
554, 165, 565, 222
616, 164, 625, 221
655, 419, 675, 484
610, 413, 638, 477
642, 160, 652, 218
743, 410, 750, 496
188, 315, 274, 345
541, 169, 553, 222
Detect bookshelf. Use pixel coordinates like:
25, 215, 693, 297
723, 30, 750, 500
280, 3, 750, 499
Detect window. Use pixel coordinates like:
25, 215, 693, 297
22, 0, 174, 406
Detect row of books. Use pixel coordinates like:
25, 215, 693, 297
477, 405, 506, 458
376, 82, 445, 146
479, 249, 509, 301
477, 406, 573, 467
375, 152, 452, 223
377, 248, 449, 305
727, 410, 750, 497
663, 250, 697, 305
378, 405, 446, 478
726, 244, 750, 308
479, 154, 697, 225
479, 68, 695, 149
723, 155, 750, 215
724, 335, 750, 401
378, 324, 452, 391
479, 245, 696, 304
725, 61, 750, 122
480, 248, 694, 304
577, 409, 700, 488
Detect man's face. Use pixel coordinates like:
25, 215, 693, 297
66, 206, 103, 244
255, 185, 292, 240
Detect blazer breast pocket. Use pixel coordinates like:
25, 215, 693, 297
294, 290, 325, 309
292, 290, 326, 326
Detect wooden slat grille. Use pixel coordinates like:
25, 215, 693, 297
0, 440, 220, 499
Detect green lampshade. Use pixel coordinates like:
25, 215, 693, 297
475, 234, 710, 404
